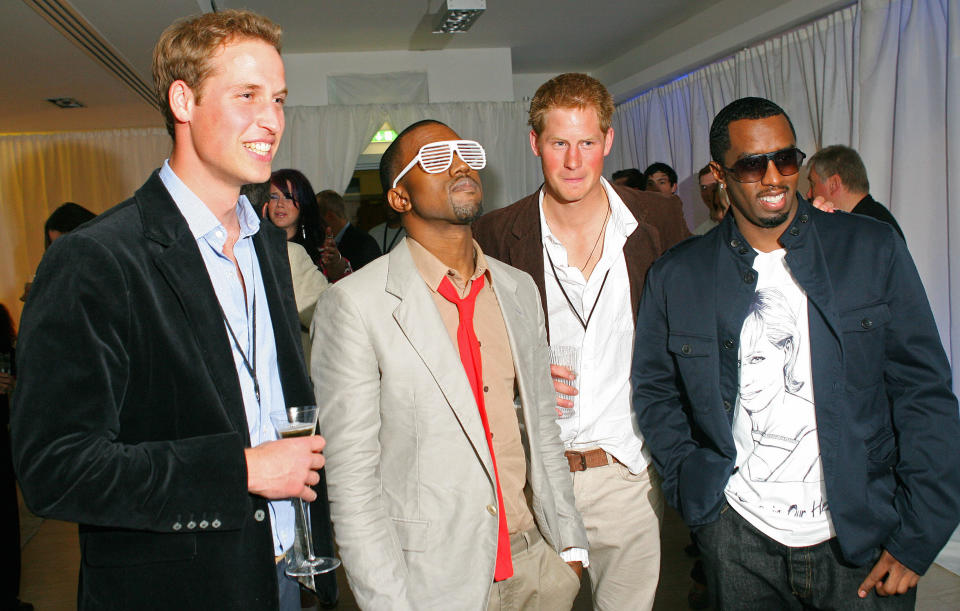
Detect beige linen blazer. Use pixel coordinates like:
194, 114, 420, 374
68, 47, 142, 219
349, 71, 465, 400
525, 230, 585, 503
311, 239, 586, 610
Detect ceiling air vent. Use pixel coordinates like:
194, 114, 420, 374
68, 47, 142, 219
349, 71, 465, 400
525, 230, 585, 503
46, 97, 85, 109
26, 0, 158, 110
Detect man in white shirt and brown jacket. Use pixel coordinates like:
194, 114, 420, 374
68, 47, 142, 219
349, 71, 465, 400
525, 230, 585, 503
473, 73, 690, 610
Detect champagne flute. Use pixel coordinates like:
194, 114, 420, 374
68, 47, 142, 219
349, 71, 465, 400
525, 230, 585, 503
271, 405, 341, 576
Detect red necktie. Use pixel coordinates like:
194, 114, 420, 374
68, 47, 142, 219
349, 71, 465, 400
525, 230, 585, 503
437, 274, 513, 582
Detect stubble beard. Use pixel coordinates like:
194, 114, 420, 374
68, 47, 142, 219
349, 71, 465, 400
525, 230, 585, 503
758, 211, 789, 228
453, 200, 483, 224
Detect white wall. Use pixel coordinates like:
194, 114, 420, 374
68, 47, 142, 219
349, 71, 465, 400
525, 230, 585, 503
284, 48, 515, 106
280, 2, 851, 110
512, 72, 564, 103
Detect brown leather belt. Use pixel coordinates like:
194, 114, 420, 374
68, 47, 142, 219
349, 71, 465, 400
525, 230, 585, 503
565, 448, 621, 472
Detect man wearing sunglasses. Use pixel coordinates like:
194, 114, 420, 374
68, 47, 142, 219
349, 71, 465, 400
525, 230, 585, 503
311, 119, 587, 609
632, 96, 960, 609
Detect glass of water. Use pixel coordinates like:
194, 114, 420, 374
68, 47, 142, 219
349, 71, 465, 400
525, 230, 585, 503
550, 346, 580, 419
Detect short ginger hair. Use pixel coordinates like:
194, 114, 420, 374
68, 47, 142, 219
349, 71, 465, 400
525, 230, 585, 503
528, 73, 614, 135
152, 9, 282, 138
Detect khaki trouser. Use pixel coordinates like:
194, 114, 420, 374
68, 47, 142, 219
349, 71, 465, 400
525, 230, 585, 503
486, 528, 581, 610
572, 458, 664, 611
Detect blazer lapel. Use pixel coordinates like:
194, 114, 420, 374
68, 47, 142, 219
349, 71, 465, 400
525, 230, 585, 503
487, 260, 541, 436
487, 260, 529, 376
505, 192, 550, 336
623, 222, 660, 318
137, 173, 250, 442
385, 243, 495, 478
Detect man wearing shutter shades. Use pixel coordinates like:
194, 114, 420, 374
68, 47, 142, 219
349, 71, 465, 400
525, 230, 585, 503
631, 96, 960, 609
311, 119, 587, 609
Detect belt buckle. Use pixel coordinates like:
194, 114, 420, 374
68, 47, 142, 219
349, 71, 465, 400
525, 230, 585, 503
577, 452, 588, 471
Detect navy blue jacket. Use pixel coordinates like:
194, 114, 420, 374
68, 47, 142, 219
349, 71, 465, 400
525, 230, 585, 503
631, 197, 960, 574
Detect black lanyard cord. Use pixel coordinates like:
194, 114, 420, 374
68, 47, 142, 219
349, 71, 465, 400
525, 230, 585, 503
545, 245, 610, 332
217, 247, 260, 404
382, 225, 402, 252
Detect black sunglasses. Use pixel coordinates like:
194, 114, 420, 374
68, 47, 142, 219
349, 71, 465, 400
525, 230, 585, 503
722, 147, 806, 183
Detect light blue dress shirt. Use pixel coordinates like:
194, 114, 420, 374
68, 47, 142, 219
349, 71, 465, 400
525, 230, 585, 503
159, 161, 294, 555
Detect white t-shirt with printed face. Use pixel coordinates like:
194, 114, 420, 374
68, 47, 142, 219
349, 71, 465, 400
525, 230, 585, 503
724, 248, 835, 547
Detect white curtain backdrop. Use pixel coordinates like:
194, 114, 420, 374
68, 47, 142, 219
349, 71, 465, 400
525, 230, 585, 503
609, 0, 959, 572
856, 0, 960, 575
609, 4, 859, 229
275, 101, 542, 209
274, 105, 386, 195
0, 128, 170, 323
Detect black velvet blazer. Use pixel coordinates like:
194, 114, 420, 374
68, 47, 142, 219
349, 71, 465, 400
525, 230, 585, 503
12, 171, 321, 610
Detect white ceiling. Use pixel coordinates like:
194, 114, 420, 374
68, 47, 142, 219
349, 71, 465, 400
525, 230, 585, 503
1, 0, 844, 133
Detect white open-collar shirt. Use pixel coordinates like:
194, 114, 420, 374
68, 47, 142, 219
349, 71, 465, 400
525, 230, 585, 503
539, 177, 651, 473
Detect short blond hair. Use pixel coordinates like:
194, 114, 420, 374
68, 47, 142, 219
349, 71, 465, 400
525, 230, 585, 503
528, 73, 614, 135
152, 9, 282, 138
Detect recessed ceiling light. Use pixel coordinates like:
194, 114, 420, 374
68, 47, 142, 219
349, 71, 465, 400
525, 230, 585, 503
47, 97, 85, 109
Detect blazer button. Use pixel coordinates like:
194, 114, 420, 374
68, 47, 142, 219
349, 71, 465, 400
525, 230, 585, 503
254, 509, 266, 522
723, 400, 732, 412
172, 522, 183, 531
743, 271, 756, 284
199, 520, 209, 529
729, 239, 740, 248
681, 344, 692, 355
789, 227, 800, 236
211, 519, 222, 529
486, 504, 497, 516
722, 339, 735, 350
799, 214, 809, 223
187, 520, 197, 530
738, 247, 749, 255
861, 318, 873, 329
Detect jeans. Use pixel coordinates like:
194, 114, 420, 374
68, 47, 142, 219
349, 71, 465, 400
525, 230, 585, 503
695, 502, 916, 610
276, 559, 301, 611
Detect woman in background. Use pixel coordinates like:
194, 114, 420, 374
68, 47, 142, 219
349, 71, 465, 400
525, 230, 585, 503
43, 202, 96, 247
22, 203, 98, 302
265, 169, 350, 282
242, 179, 329, 360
